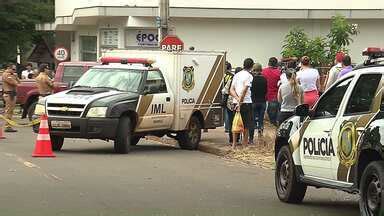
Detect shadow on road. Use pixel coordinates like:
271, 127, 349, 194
59, 143, 182, 155
301, 200, 359, 212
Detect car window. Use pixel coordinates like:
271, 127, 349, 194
62, 66, 84, 83
75, 68, 143, 92
314, 77, 353, 118
345, 74, 382, 115
144, 70, 167, 94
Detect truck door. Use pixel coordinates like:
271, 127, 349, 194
300, 77, 353, 179
331, 74, 382, 183
136, 70, 174, 131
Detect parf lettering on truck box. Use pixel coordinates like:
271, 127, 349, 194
303, 137, 335, 157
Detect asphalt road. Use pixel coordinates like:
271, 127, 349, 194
0, 127, 359, 216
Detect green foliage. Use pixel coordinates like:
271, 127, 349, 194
281, 27, 309, 59
327, 14, 359, 64
281, 14, 359, 67
306, 37, 328, 67
0, 0, 54, 64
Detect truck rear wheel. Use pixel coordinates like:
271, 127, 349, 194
359, 161, 384, 216
178, 116, 202, 150
114, 116, 132, 154
51, 135, 64, 151
275, 145, 307, 203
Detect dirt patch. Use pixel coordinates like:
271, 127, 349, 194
146, 121, 277, 170
224, 122, 276, 169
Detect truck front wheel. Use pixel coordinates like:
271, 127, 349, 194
114, 116, 132, 154
359, 161, 384, 216
51, 135, 64, 151
275, 145, 307, 203
178, 116, 202, 150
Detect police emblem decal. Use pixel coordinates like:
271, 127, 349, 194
337, 122, 358, 167
182, 66, 195, 92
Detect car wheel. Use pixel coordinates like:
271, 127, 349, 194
27, 101, 37, 121
360, 161, 384, 216
275, 145, 307, 203
51, 135, 64, 151
114, 116, 132, 154
131, 137, 141, 146
178, 116, 202, 150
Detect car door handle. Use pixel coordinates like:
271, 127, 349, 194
323, 130, 332, 135
166, 97, 171, 102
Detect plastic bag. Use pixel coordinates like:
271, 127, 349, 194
232, 112, 244, 133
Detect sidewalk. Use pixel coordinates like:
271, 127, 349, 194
147, 122, 277, 170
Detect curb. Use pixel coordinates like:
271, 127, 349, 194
198, 142, 229, 156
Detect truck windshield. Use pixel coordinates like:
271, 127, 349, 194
74, 68, 144, 92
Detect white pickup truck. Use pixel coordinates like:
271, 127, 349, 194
34, 50, 225, 154
274, 47, 384, 216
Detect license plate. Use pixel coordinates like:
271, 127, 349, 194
51, 120, 72, 129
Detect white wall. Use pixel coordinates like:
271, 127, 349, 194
56, 0, 384, 17
173, 18, 384, 67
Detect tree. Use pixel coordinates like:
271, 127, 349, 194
0, 0, 54, 64
327, 14, 359, 64
281, 27, 309, 59
281, 15, 359, 67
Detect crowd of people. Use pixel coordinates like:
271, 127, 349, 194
223, 52, 352, 148
1, 63, 54, 132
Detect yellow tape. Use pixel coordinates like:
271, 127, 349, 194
0, 115, 40, 127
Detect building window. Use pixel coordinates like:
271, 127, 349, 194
101, 29, 119, 48
80, 36, 97, 61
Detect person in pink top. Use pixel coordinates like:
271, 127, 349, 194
262, 57, 281, 126
296, 56, 320, 108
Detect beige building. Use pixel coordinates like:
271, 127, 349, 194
38, 0, 384, 66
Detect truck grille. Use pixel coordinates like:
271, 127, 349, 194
47, 103, 86, 117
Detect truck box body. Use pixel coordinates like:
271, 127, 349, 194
104, 50, 225, 131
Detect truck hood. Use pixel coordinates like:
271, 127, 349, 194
46, 88, 137, 105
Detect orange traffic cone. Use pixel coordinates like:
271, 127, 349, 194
32, 115, 55, 157
0, 121, 6, 139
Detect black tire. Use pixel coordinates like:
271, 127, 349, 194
178, 116, 202, 150
27, 101, 37, 121
114, 116, 132, 154
131, 137, 141, 146
275, 145, 307, 203
359, 161, 384, 216
51, 135, 64, 151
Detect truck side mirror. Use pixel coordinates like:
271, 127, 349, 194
295, 104, 310, 117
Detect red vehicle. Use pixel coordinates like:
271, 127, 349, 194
0, 61, 99, 119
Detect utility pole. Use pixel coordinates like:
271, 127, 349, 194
158, 0, 169, 46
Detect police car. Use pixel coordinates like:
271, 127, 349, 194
275, 47, 384, 216
34, 50, 225, 154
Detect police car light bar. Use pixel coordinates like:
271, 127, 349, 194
100, 56, 155, 65
362, 47, 384, 57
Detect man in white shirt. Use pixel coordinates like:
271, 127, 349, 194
230, 58, 254, 148
325, 52, 344, 90
21, 63, 34, 80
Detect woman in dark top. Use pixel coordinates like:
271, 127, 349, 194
249, 63, 268, 143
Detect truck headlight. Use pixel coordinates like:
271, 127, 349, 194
86, 107, 108, 118
34, 104, 46, 115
